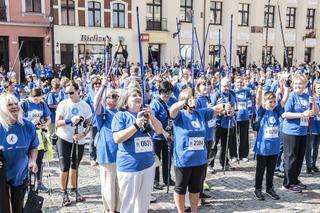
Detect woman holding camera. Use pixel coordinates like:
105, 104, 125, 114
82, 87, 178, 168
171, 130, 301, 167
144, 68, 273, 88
20, 88, 51, 192
170, 86, 225, 213
0, 93, 38, 213
55, 81, 92, 206
111, 84, 163, 213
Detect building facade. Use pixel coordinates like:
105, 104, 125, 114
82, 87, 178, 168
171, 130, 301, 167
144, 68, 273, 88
0, 0, 53, 81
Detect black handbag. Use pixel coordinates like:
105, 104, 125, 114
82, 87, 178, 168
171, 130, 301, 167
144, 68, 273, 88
23, 172, 44, 213
51, 133, 58, 146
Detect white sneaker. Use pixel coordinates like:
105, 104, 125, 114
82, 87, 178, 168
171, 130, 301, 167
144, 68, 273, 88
231, 158, 237, 163
242, 158, 249, 162
150, 195, 157, 203
90, 160, 98, 166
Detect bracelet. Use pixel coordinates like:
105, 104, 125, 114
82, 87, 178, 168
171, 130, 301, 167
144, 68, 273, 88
65, 118, 72, 125
133, 123, 140, 131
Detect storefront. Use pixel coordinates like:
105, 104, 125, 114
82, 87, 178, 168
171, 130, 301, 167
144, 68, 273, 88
0, 36, 8, 72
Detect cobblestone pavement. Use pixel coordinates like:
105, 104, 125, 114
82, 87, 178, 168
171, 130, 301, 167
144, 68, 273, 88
42, 134, 320, 213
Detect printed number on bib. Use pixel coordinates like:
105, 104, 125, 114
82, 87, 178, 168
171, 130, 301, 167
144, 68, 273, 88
300, 117, 308, 126
188, 137, 204, 150
134, 137, 153, 153
264, 127, 278, 138
238, 102, 247, 110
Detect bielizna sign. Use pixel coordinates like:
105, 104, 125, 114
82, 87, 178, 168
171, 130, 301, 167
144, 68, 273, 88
80, 34, 109, 42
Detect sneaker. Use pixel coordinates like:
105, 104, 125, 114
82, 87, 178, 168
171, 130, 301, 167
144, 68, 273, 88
200, 193, 211, 199
150, 195, 157, 203
69, 189, 86, 202
282, 185, 302, 193
242, 158, 249, 162
208, 165, 216, 174
38, 184, 49, 193
222, 164, 234, 171
274, 171, 285, 178
295, 182, 307, 190
311, 165, 319, 173
266, 188, 280, 200
254, 189, 265, 201
306, 167, 313, 175
154, 182, 163, 190
203, 182, 210, 191
184, 206, 191, 212
231, 158, 237, 163
62, 191, 71, 206
90, 160, 98, 166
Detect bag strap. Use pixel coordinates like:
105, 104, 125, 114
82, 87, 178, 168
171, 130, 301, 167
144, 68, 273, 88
157, 98, 171, 120
28, 171, 38, 193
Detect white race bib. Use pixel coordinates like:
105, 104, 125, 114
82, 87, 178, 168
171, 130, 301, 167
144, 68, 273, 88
264, 127, 279, 139
188, 137, 204, 150
300, 117, 309, 126
208, 119, 215, 128
238, 102, 247, 110
134, 137, 153, 153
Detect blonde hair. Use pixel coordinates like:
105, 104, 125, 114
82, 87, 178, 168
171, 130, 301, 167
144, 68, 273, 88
0, 93, 24, 130
292, 73, 308, 86
117, 86, 142, 111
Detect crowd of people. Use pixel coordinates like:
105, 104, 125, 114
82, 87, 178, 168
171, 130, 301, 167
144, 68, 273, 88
0, 58, 319, 213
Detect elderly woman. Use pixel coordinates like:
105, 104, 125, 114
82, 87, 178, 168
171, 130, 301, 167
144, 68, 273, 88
0, 93, 38, 213
111, 84, 163, 213
170, 86, 224, 213
282, 73, 318, 192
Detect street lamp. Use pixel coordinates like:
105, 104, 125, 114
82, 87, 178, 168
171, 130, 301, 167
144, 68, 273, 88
49, 0, 55, 69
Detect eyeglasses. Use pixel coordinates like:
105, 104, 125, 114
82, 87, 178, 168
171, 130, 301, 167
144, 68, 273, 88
94, 82, 101, 86
65, 91, 75, 95
108, 94, 119, 99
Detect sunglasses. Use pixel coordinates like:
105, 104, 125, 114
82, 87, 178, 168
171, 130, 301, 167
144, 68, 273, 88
108, 94, 119, 99
94, 82, 101, 85
65, 91, 75, 95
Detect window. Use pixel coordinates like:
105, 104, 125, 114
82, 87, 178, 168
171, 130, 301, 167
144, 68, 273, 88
286, 7, 296, 28
88, 1, 101, 27
284, 47, 294, 67
78, 44, 105, 64
146, 0, 163, 30
210, 1, 222, 25
264, 5, 275, 28
180, 0, 193, 22
181, 44, 191, 64
25, 0, 41, 13
306, 9, 315, 29
61, 0, 75, 25
113, 3, 125, 28
262, 46, 273, 66
304, 48, 312, 63
209, 45, 219, 67
238, 3, 249, 26
237, 46, 247, 68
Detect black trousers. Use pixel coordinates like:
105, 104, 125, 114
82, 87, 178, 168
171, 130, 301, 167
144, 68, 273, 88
282, 133, 307, 187
3, 182, 27, 213
200, 140, 212, 197
36, 149, 45, 182
153, 139, 173, 184
255, 154, 278, 190
210, 126, 235, 167
236, 120, 249, 159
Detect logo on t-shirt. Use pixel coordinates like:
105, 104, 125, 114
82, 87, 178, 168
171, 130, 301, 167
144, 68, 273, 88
300, 100, 308, 107
268, 116, 276, 124
71, 107, 79, 115
191, 121, 201, 128
6, 134, 18, 145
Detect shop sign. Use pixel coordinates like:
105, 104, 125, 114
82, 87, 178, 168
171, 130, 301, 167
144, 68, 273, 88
148, 32, 169, 44
306, 38, 317, 47
80, 34, 109, 43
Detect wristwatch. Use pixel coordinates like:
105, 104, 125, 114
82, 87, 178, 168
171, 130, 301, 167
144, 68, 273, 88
134, 123, 140, 130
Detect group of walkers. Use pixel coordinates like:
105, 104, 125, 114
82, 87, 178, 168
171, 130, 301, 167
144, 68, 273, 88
0, 59, 319, 213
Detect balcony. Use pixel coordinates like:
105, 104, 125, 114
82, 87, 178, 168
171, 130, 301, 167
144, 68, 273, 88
146, 17, 167, 31
0, 5, 6, 21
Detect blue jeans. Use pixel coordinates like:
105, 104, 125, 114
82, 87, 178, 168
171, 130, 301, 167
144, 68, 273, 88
305, 134, 320, 168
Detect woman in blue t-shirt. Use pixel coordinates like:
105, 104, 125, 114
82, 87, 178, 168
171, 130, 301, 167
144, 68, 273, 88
253, 84, 289, 201
111, 85, 163, 213
169, 86, 224, 213
94, 81, 120, 213
0, 93, 38, 213
282, 73, 318, 193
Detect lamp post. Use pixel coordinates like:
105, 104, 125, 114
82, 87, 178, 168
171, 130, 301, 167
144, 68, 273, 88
49, 0, 54, 68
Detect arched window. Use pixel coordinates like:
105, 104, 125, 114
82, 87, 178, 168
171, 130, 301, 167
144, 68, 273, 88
61, 0, 75, 25
112, 3, 125, 28
88, 1, 101, 27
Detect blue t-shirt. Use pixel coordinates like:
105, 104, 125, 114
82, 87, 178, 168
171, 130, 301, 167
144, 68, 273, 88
173, 109, 213, 167
311, 95, 320, 135
83, 94, 98, 127
211, 91, 236, 128
235, 88, 250, 121
96, 107, 118, 164
111, 111, 155, 172
46, 91, 62, 123
0, 119, 39, 186
151, 98, 170, 141
254, 106, 283, 156
282, 92, 310, 136
20, 100, 51, 124
196, 95, 215, 141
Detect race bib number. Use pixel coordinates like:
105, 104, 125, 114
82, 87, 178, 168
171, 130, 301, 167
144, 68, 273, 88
134, 137, 153, 153
238, 102, 247, 110
188, 137, 204, 150
208, 119, 215, 128
264, 127, 279, 139
300, 117, 308, 126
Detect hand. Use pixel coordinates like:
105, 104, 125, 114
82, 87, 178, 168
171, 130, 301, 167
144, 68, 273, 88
101, 77, 108, 87
28, 161, 38, 173
217, 98, 223, 104
71, 116, 81, 125
302, 109, 313, 118
225, 103, 232, 114
310, 97, 315, 106
163, 131, 170, 140
187, 97, 196, 109
213, 103, 225, 113
136, 111, 145, 128
73, 132, 85, 141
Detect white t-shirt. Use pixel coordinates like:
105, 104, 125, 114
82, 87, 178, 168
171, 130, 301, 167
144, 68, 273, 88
56, 99, 92, 144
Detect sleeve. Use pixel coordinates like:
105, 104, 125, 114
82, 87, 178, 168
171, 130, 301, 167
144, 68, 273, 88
284, 92, 295, 112
55, 101, 65, 118
43, 102, 51, 117
111, 112, 126, 132
257, 106, 265, 117
204, 108, 214, 121
29, 123, 39, 149
84, 101, 93, 120
150, 100, 159, 117
210, 93, 218, 105
275, 104, 284, 116
46, 93, 54, 105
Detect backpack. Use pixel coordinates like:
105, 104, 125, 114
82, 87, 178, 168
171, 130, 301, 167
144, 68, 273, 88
252, 107, 280, 132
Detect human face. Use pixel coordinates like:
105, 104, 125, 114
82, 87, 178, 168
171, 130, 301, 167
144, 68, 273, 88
315, 83, 320, 96
198, 83, 208, 95
127, 91, 142, 110
221, 80, 229, 93
107, 92, 119, 108
7, 101, 20, 118
93, 81, 101, 91
65, 86, 79, 102
293, 78, 306, 95
160, 91, 172, 102
30, 95, 43, 104
235, 79, 243, 90
264, 97, 277, 110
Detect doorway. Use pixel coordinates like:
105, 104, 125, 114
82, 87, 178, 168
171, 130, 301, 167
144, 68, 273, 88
60, 43, 74, 79
148, 44, 160, 67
